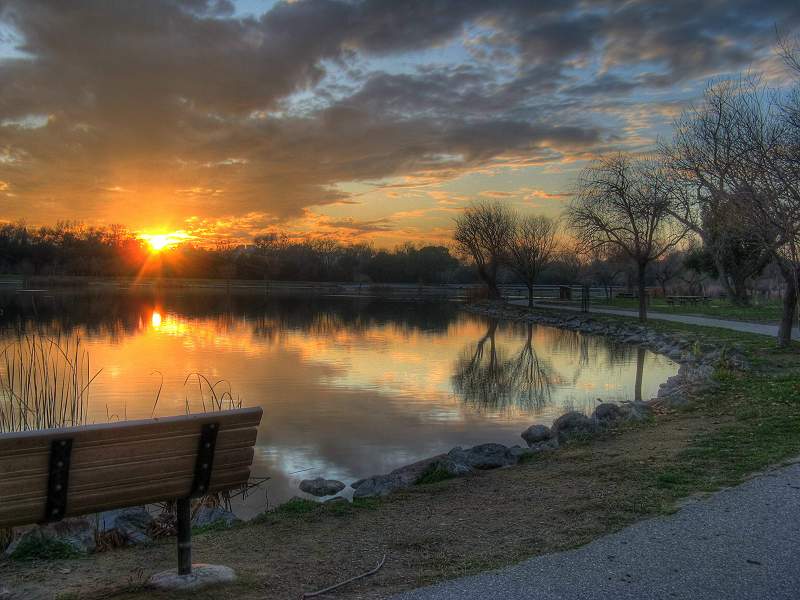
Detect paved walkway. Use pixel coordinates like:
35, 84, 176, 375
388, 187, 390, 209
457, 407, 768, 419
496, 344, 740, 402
509, 300, 799, 340
392, 460, 800, 600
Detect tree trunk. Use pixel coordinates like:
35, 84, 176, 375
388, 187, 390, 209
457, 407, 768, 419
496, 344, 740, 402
634, 347, 645, 402
527, 283, 534, 308
730, 272, 751, 307
713, 253, 750, 306
478, 265, 501, 300
777, 264, 798, 348
637, 263, 648, 322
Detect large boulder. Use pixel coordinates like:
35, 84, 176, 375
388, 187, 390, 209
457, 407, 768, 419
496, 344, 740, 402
521, 424, 552, 447
299, 477, 346, 497
351, 473, 406, 498
97, 507, 154, 546
446, 443, 517, 470
623, 401, 654, 421
592, 402, 626, 425
429, 457, 474, 478
352, 454, 470, 498
529, 438, 560, 452
551, 411, 597, 441
193, 506, 241, 529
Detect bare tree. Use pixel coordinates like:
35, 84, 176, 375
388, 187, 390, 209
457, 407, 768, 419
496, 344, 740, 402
453, 202, 514, 299
507, 215, 559, 307
651, 250, 686, 297
661, 78, 780, 305
743, 44, 800, 346
568, 154, 690, 321
586, 246, 627, 299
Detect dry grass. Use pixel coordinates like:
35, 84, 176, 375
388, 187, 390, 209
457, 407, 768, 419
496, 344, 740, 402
0, 334, 99, 433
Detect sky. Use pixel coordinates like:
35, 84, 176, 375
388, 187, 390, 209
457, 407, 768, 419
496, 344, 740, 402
0, 0, 799, 248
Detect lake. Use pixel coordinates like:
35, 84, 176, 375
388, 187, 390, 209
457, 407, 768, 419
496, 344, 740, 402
0, 289, 678, 516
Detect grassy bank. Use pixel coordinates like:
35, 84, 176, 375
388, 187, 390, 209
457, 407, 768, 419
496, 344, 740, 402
591, 297, 784, 323
2, 305, 800, 600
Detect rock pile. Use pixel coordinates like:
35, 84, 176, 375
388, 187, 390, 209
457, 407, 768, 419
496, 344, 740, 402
2, 504, 240, 558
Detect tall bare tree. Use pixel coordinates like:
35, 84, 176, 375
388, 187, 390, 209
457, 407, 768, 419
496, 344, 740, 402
651, 250, 686, 296
507, 215, 559, 307
661, 78, 779, 305
453, 202, 514, 299
568, 154, 690, 321
744, 42, 800, 346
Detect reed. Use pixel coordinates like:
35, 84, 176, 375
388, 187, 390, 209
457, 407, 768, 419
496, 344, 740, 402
0, 334, 101, 433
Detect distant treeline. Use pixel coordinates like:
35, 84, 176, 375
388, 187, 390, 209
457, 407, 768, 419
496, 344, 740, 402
0, 223, 477, 284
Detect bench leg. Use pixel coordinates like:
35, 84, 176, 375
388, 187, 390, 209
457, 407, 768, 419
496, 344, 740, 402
177, 498, 192, 576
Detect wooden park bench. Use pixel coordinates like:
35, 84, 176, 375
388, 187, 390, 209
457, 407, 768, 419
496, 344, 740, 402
0, 407, 263, 588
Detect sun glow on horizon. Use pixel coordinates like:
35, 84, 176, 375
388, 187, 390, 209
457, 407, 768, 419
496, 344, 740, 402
139, 231, 192, 253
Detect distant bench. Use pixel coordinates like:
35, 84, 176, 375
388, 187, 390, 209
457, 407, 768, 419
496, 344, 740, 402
0, 407, 263, 585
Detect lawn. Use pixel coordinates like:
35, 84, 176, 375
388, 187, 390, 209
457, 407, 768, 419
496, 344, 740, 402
590, 297, 784, 323
2, 306, 800, 600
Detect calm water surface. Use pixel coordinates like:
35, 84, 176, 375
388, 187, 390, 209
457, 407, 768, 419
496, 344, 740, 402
0, 290, 678, 516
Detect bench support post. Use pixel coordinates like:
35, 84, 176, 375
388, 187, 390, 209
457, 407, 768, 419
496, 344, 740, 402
176, 498, 192, 576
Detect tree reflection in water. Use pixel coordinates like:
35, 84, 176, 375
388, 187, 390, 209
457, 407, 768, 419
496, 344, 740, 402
452, 321, 556, 412
635, 346, 645, 402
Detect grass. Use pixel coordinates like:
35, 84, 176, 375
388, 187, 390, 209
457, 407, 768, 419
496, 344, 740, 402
590, 297, 784, 323
192, 520, 239, 535
415, 463, 456, 485
651, 369, 800, 498
9, 537, 83, 561
250, 495, 382, 525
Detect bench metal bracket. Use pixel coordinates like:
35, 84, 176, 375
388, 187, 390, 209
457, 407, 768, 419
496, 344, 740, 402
44, 439, 73, 523
190, 423, 219, 497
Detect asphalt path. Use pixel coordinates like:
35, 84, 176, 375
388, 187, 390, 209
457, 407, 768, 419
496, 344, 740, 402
392, 460, 800, 600
508, 300, 800, 340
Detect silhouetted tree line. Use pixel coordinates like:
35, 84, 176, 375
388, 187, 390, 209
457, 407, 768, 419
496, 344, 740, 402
0, 223, 474, 284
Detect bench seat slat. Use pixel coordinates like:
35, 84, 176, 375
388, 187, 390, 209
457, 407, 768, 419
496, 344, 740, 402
0, 446, 255, 504
0, 467, 252, 528
0, 427, 257, 478
0, 408, 262, 455
0, 407, 263, 529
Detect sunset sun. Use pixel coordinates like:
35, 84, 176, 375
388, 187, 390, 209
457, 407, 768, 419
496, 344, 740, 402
139, 231, 190, 253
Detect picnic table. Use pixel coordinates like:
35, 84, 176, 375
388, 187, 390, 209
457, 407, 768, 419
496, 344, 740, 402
666, 295, 710, 306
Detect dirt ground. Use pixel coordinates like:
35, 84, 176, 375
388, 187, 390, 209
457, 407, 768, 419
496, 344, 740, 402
0, 411, 716, 600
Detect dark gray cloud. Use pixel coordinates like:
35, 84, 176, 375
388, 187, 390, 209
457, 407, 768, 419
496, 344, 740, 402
0, 0, 797, 229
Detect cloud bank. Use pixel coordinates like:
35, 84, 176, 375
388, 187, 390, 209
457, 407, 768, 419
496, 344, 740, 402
0, 0, 798, 243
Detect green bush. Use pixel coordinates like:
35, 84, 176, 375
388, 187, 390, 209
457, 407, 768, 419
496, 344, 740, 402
415, 463, 455, 485
10, 537, 82, 561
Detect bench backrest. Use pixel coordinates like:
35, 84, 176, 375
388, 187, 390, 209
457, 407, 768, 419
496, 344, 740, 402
0, 407, 263, 528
